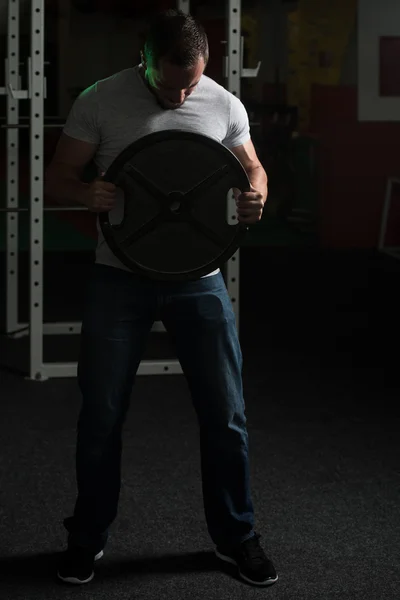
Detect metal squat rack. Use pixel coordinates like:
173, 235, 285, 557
2, 0, 261, 381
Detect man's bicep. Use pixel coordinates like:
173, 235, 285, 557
230, 139, 262, 172
47, 133, 98, 178
63, 87, 101, 145
223, 94, 251, 149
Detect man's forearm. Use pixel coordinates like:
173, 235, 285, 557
247, 166, 268, 203
44, 170, 89, 207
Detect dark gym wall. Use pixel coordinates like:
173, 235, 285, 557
261, 0, 400, 249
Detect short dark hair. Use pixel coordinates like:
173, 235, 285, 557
143, 9, 209, 69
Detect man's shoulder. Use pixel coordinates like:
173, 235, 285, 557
80, 67, 137, 100
96, 67, 136, 92
200, 74, 229, 96
200, 74, 242, 107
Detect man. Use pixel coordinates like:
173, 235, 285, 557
45, 9, 277, 588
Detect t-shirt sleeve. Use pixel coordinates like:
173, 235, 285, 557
63, 85, 101, 145
223, 93, 251, 149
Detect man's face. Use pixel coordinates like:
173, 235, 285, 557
143, 56, 206, 110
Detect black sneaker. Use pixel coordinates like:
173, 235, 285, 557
57, 547, 104, 585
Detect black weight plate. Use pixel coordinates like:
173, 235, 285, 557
99, 129, 250, 281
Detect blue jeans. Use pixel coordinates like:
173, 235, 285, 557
63, 264, 255, 553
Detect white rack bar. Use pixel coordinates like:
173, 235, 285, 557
40, 360, 183, 379
9, 321, 167, 338
225, 0, 242, 332
40, 360, 183, 381
29, 0, 45, 380
6, 0, 20, 334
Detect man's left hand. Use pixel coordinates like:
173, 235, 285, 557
236, 186, 266, 225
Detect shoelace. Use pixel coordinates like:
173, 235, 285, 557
240, 534, 267, 564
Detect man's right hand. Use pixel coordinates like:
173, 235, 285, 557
82, 175, 117, 212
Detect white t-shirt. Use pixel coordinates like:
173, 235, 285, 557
63, 65, 251, 277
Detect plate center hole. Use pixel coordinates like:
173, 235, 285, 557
168, 191, 184, 214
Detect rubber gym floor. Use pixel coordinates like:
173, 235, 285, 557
0, 241, 399, 599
